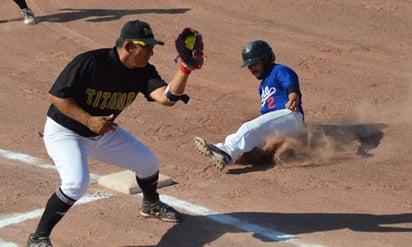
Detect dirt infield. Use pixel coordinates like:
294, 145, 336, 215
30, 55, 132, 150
1, 0, 411, 246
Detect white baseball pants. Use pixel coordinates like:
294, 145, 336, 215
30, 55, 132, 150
215, 109, 304, 163
43, 117, 159, 200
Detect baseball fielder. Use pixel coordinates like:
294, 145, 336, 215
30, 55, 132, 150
194, 40, 304, 170
27, 20, 204, 247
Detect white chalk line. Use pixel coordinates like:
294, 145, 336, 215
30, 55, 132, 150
159, 194, 325, 246
0, 148, 326, 247
0, 189, 113, 229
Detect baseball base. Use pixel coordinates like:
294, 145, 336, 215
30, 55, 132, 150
98, 170, 173, 194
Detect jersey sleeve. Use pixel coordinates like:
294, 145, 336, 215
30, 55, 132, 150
142, 65, 167, 101
277, 66, 299, 92
49, 54, 92, 98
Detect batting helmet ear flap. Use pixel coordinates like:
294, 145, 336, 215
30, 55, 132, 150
266, 51, 276, 64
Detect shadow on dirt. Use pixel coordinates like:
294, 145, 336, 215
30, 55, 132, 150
1, 8, 190, 24
127, 211, 412, 247
229, 122, 387, 174
40, 8, 190, 23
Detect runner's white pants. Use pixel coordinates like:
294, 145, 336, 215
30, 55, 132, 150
43, 117, 159, 200
215, 109, 304, 163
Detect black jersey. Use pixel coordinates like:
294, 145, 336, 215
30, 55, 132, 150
47, 47, 167, 137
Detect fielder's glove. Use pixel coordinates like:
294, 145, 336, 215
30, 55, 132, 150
175, 27, 204, 70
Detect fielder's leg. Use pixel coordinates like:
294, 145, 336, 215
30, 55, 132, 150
91, 127, 182, 222
28, 117, 92, 246
27, 189, 75, 246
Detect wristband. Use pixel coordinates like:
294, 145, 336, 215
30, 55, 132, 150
165, 84, 190, 104
287, 84, 299, 94
179, 64, 192, 75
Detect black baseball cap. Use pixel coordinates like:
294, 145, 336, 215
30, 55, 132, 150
119, 20, 164, 45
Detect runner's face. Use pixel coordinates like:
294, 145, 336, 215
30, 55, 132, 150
248, 60, 265, 79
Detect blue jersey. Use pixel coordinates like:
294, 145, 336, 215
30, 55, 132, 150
258, 64, 304, 115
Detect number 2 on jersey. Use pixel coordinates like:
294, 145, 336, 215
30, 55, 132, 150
267, 96, 275, 109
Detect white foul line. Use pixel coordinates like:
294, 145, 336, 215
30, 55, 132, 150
0, 189, 113, 229
159, 194, 326, 247
0, 148, 326, 247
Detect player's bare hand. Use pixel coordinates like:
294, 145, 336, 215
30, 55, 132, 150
86, 114, 118, 135
286, 100, 298, 112
286, 93, 300, 113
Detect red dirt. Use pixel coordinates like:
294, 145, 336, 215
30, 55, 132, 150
1, 0, 411, 246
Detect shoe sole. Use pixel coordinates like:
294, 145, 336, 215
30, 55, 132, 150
24, 19, 36, 25
193, 137, 226, 170
140, 211, 180, 222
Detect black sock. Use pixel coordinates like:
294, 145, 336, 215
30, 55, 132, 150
136, 172, 159, 203
13, 0, 28, 9
34, 188, 75, 236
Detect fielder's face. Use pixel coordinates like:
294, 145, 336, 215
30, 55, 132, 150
126, 41, 154, 68
247, 60, 266, 80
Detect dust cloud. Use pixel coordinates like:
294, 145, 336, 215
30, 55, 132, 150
237, 74, 411, 167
